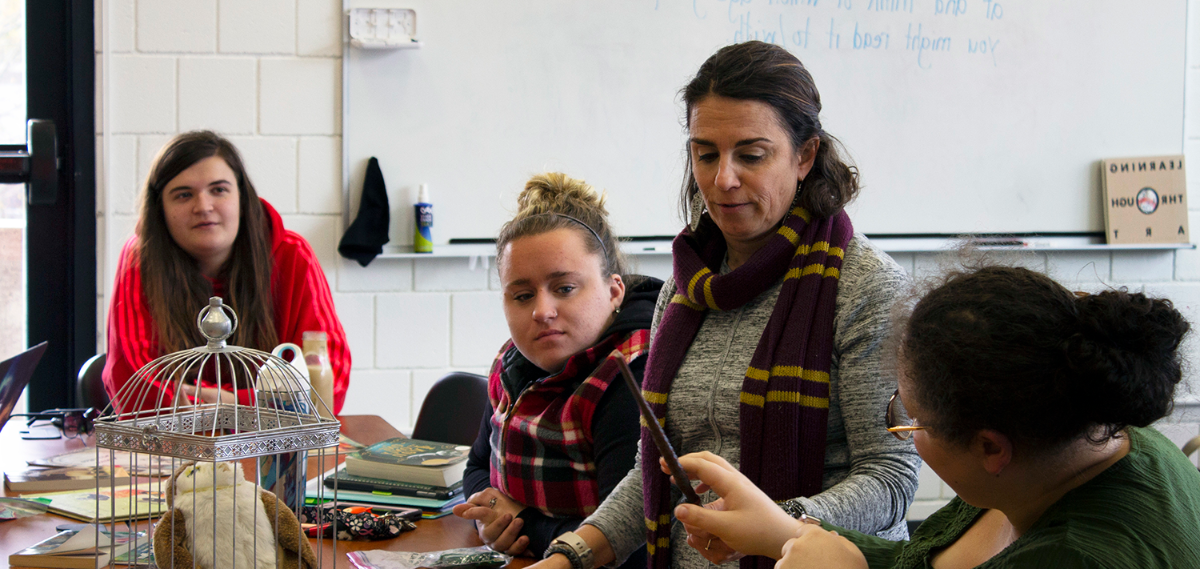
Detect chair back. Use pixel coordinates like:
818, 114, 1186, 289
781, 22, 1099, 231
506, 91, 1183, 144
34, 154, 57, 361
412, 372, 489, 445
76, 353, 110, 410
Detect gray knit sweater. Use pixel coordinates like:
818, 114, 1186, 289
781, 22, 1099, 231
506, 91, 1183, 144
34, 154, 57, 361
583, 233, 921, 568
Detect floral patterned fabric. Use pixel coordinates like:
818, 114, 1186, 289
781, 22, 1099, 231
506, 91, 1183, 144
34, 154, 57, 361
299, 505, 416, 540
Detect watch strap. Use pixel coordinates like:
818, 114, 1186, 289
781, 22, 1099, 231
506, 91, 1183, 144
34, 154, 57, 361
777, 499, 823, 526
545, 543, 582, 569
546, 531, 594, 569
777, 499, 807, 519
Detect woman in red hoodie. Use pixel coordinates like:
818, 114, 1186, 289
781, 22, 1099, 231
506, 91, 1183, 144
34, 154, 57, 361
102, 131, 350, 414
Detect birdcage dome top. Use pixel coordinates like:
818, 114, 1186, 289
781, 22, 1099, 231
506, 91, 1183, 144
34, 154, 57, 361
95, 297, 340, 461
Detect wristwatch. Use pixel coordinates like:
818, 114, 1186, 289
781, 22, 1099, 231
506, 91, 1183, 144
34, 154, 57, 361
778, 499, 823, 525
545, 531, 594, 569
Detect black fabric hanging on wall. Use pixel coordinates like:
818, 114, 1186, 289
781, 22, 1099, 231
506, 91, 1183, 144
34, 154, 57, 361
338, 157, 390, 267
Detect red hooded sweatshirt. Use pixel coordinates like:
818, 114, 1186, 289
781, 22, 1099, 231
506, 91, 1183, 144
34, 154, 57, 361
102, 199, 350, 414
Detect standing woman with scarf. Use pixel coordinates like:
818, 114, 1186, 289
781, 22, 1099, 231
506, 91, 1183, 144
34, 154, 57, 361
528, 41, 919, 569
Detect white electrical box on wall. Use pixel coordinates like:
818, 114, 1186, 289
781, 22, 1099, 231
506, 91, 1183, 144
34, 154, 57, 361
348, 8, 420, 49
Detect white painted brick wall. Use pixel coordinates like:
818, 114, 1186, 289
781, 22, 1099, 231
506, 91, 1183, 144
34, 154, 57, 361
375, 294, 451, 369
110, 56, 175, 133
106, 135, 137, 214
343, 369, 414, 429
259, 58, 340, 135
232, 136, 299, 213
97, 0, 1200, 517
279, 214, 340, 283
178, 58, 257, 134
1045, 251, 1110, 284
1112, 250, 1175, 282
135, 0, 215, 53
338, 258, 413, 292
415, 259, 490, 292
218, 0, 296, 55
332, 292, 375, 370
135, 135, 171, 181
296, 0, 343, 57
450, 292, 508, 368
298, 136, 342, 214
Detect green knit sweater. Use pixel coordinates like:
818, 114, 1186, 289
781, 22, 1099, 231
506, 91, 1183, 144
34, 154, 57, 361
834, 427, 1200, 568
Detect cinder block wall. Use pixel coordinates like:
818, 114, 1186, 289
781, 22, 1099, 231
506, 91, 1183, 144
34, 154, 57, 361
96, 0, 1200, 521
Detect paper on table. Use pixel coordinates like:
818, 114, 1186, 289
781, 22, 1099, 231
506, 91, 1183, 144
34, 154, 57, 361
22, 482, 168, 522
28, 447, 174, 476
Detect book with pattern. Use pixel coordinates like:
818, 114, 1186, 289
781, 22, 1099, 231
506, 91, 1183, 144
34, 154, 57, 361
344, 438, 470, 486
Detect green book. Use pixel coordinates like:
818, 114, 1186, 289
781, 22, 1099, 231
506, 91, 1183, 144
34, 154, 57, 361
323, 466, 463, 500
344, 438, 471, 487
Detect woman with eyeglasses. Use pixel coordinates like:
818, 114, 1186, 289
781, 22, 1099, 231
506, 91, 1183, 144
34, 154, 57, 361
661, 265, 1200, 568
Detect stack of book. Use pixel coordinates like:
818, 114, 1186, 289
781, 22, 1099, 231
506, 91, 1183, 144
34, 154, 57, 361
306, 437, 469, 518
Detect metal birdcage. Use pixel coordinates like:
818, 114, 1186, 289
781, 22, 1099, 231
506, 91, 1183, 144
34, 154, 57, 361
90, 296, 341, 569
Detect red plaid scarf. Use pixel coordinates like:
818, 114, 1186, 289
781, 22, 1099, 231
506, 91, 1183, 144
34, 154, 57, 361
641, 207, 852, 569
488, 330, 650, 517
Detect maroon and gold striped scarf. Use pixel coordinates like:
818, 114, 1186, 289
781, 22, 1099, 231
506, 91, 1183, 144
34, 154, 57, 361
640, 207, 852, 569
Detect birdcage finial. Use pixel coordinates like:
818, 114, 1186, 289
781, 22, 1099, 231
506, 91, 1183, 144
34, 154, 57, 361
197, 296, 238, 348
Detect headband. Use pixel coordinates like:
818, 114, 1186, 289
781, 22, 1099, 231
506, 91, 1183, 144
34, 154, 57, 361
536, 212, 608, 264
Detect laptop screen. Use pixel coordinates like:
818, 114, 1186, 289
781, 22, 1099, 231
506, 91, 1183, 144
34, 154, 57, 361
0, 342, 48, 432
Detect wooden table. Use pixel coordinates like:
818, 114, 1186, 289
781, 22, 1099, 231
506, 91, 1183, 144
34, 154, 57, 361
0, 415, 534, 569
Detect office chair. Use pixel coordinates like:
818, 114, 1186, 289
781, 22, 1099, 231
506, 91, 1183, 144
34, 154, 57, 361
411, 371, 489, 445
75, 353, 110, 410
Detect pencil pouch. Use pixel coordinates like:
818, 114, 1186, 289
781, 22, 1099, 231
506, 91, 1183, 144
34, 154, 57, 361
299, 504, 417, 540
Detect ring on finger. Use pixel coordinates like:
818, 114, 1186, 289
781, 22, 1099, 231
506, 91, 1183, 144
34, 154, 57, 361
489, 497, 497, 508
706, 538, 713, 551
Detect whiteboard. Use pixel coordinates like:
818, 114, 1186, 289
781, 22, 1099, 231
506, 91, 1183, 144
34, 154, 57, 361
344, 0, 1187, 243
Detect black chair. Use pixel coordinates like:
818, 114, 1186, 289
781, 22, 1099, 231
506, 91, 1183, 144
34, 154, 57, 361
412, 372, 489, 445
75, 353, 110, 410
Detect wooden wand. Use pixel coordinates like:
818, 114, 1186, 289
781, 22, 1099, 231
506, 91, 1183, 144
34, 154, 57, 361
616, 358, 703, 506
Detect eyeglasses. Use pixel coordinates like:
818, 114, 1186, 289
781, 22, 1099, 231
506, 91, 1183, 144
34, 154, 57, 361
13, 408, 101, 439
885, 389, 926, 441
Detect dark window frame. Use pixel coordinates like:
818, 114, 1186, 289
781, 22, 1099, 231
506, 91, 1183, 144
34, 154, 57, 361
25, 0, 96, 410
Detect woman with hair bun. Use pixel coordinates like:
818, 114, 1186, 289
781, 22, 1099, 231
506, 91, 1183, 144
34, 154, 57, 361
666, 265, 1200, 568
103, 131, 350, 414
453, 172, 658, 568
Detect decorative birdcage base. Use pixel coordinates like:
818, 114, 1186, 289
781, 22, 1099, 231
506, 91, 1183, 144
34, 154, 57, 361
96, 404, 340, 461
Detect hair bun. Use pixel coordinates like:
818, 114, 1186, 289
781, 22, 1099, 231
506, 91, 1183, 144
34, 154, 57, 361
497, 172, 629, 278
517, 172, 608, 220
1065, 289, 1190, 429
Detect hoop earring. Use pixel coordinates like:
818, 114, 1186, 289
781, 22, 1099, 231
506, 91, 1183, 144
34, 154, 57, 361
688, 191, 706, 232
